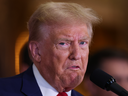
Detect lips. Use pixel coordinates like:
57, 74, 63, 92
72, 66, 80, 68
68, 65, 80, 70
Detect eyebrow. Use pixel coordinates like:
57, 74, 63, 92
80, 36, 90, 40
56, 36, 90, 42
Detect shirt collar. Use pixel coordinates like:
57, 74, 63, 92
32, 64, 71, 96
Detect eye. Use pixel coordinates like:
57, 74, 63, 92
79, 41, 89, 49
57, 41, 70, 49
80, 41, 86, 45
59, 42, 65, 45
79, 41, 87, 45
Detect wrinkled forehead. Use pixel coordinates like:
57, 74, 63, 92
49, 23, 90, 38
49, 22, 88, 33
38, 22, 91, 44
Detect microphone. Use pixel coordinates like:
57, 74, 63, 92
90, 69, 128, 96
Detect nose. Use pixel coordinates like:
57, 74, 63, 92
69, 43, 81, 60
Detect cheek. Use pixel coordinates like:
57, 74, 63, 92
54, 46, 70, 58
52, 50, 70, 68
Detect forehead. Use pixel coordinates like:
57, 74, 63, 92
49, 24, 90, 40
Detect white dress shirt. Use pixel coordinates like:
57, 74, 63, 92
33, 64, 71, 96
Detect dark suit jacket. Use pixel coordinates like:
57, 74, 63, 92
0, 65, 83, 96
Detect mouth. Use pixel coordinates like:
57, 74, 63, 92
67, 66, 80, 70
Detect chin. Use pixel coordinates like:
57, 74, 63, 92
65, 74, 83, 90
60, 70, 84, 90
65, 78, 82, 92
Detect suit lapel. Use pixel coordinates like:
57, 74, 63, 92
21, 65, 42, 96
20, 65, 83, 96
71, 90, 83, 96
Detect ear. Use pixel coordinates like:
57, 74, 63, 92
29, 41, 41, 62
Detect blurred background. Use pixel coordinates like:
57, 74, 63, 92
0, 0, 128, 95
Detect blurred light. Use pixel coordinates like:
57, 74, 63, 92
15, 31, 29, 74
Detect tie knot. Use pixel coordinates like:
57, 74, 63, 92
57, 92, 68, 96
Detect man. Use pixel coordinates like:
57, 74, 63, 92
84, 48, 128, 96
0, 2, 99, 96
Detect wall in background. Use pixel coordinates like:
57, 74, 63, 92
0, 0, 128, 79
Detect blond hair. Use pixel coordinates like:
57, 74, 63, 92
28, 2, 99, 42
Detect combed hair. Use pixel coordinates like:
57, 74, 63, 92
28, 2, 100, 42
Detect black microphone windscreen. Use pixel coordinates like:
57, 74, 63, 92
90, 69, 113, 89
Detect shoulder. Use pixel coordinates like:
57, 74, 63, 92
0, 65, 33, 88
0, 73, 24, 89
71, 90, 83, 96
0, 73, 24, 96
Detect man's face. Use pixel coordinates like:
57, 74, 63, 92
37, 24, 90, 92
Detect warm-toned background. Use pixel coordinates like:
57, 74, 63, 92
0, 0, 128, 95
